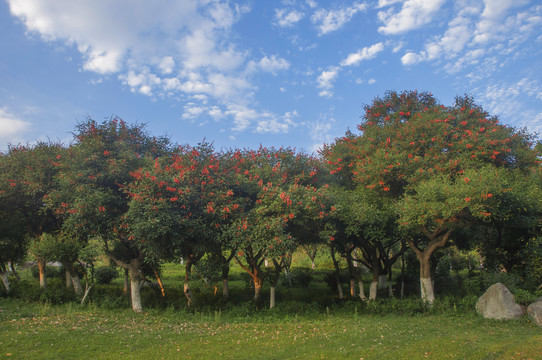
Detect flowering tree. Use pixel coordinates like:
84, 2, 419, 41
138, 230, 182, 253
229, 147, 332, 306
325, 90, 539, 303
126, 142, 245, 306
54, 118, 170, 311
1, 142, 65, 289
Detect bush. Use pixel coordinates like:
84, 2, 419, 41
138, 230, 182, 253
288, 268, 313, 288
323, 270, 348, 290
463, 271, 522, 296
94, 267, 119, 284
38, 279, 77, 304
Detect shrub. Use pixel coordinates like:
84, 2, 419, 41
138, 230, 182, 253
287, 268, 313, 288
323, 270, 348, 290
94, 267, 119, 284
463, 271, 522, 296
39, 279, 77, 304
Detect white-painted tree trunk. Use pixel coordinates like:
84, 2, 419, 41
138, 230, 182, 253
358, 281, 366, 300
420, 277, 435, 305
270, 286, 276, 309
130, 269, 142, 313
264, 259, 269, 267
369, 281, 378, 301
1, 272, 10, 294
71, 272, 84, 298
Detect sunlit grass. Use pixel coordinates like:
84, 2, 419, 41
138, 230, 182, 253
0, 298, 540, 360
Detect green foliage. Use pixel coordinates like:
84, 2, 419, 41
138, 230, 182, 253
463, 271, 523, 295
38, 278, 78, 304
280, 267, 313, 288
94, 266, 119, 284
30, 265, 64, 280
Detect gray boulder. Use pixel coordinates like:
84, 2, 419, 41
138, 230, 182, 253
476, 283, 524, 320
527, 297, 542, 327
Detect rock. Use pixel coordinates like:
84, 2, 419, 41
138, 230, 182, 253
476, 283, 524, 320
527, 298, 542, 327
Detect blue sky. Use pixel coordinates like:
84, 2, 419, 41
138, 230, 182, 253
1, 0, 541, 154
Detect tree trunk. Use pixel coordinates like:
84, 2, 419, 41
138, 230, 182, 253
222, 278, 229, 298
358, 281, 366, 300
129, 259, 142, 312
184, 258, 195, 307
63, 262, 83, 297
123, 268, 129, 295
37, 258, 47, 289
284, 267, 293, 287
350, 279, 356, 297
400, 251, 405, 298
65, 270, 72, 288
378, 274, 387, 289
330, 246, 344, 299
254, 277, 263, 301
0, 271, 10, 294
369, 260, 379, 301
270, 286, 276, 309
408, 227, 453, 305
388, 271, 393, 297
419, 257, 435, 305
221, 264, 230, 298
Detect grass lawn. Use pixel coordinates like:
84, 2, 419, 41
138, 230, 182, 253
1, 298, 540, 360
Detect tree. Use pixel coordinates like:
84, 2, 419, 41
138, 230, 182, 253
0, 153, 28, 293
1, 142, 65, 289
228, 147, 332, 307
54, 118, 170, 312
324, 90, 539, 304
125, 142, 243, 306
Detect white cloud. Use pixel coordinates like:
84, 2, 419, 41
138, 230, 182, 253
477, 77, 542, 136
247, 55, 290, 75
158, 56, 175, 75
377, 0, 446, 35
309, 117, 335, 153
0, 108, 32, 147
341, 42, 384, 66
377, 0, 402, 7
225, 104, 261, 132
182, 103, 206, 119
398, 2, 542, 73
274, 8, 305, 27
311, 2, 367, 35
317, 66, 339, 97
256, 111, 297, 134
306, 0, 317, 9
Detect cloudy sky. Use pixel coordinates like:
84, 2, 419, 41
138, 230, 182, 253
1, 0, 541, 153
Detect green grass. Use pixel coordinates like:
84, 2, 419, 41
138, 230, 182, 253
0, 298, 540, 360
3, 252, 541, 359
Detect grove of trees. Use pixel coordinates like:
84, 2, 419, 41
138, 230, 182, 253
1, 90, 541, 312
